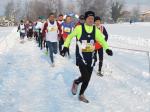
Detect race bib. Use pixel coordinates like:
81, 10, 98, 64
64, 27, 71, 33
48, 26, 57, 32
29, 26, 32, 29
81, 40, 95, 52
20, 30, 25, 33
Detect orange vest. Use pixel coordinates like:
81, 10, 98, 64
95, 25, 104, 50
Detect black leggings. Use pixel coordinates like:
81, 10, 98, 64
44, 40, 48, 52
74, 62, 93, 95
59, 37, 64, 53
38, 36, 43, 50
95, 48, 103, 72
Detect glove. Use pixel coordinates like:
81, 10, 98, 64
106, 49, 113, 56
60, 47, 68, 57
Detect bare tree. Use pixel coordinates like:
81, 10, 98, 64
23, 0, 64, 21
57, 0, 64, 14
90, 0, 109, 18
77, 0, 109, 19
79, 0, 94, 14
131, 4, 141, 22
5, 0, 15, 19
15, 1, 22, 22
110, 1, 124, 23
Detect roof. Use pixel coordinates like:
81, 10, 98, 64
141, 10, 150, 15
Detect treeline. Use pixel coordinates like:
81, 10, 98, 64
5, 0, 141, 23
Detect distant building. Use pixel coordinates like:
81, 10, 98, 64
117, 11, 131, 23
140, 10, 150, 22
0, 16, 15, 27
0, 16, 6, 26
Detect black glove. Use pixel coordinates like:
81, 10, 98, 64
60, 47, 68, 57
106, 49, 113, 56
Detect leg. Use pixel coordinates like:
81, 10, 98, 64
46, 41, 54, 63
68, 48, 70, 56
77, 63, 93, 103
40, 35, 43, 50
38, 36, 40, 47
59, 37, 64, 53
98, 48, 103, 72
78, 63, 93, 95
52, 42, 58, 54
44, 40, 46, 48
26, 32, 28, 38
46, 42, 48, 52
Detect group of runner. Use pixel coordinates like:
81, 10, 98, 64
17, 11, 113, 103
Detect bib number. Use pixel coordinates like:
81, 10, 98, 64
81, 40, 95, 52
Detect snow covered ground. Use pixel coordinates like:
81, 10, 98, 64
0, 23, 150, 112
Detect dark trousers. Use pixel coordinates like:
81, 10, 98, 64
59, 37, 64, 53
66, 48, 70, 56
74, 61, 93, 95
20, 32, 25, 39
27, 31, 33, 38
38, 33, 43, 50
46, 41, 58, 63
44, 40, 48, 52
34, 32, 38, 41
95, 48, 103, 72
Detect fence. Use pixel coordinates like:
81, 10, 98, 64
110, 45, 150, 75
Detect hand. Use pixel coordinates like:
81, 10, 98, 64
106, 49, 113, 56
60, 47, 68, 57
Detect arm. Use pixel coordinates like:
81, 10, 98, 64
17, 25, 20, 32
42, 22, 48, 38
103, 26, 108, 41
64, 26, 80, 48
95, 27, 109, 50
60, 26, 80, 56
61, 23, 64, 35
57, 22, 62, 38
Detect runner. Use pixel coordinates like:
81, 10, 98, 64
42, 13, 61, 67
61, 15, 74, 57
94, 16, 108, 76
61, 11, 113, 103
17, 20, 26, 43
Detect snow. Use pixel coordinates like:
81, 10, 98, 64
0, 23, 150, 112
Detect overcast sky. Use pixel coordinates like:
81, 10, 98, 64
0, 0, 150, 16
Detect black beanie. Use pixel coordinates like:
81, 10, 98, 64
79, 15, 85, 20
84, 11, 95, 20
94, 16, 102, 21
20, 20, 23, 23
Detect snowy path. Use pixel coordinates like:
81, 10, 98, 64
0, 27, 150, 112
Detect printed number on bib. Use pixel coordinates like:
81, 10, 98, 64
81, 40, 95, 52
64, 27, 71, 33
48, 27, 57, 32
29, 26, 32, 29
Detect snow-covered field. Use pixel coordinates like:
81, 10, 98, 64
0, 23, 150, 112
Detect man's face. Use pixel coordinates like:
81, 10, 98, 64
26, 21, 29, 24
66, 17, 71, 23
79, 19, 85, 24
49, 15, 55, 22
58, 16, 63, 21
95, 20, 101, 27
38, 19, 42, 22
85, 16, 94, 26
